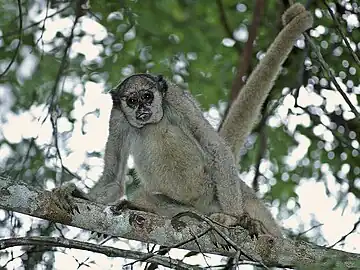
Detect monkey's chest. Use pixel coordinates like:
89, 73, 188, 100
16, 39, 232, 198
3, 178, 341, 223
132, 124, 207, 197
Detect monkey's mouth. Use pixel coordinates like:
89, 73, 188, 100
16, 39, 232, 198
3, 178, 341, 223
136, 111, 152, 121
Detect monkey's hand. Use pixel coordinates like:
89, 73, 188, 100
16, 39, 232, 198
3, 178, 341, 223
51, 183, 91, 214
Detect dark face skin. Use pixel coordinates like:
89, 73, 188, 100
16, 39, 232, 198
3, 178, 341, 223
125, 89, 155, 122
112, 74, 167, 128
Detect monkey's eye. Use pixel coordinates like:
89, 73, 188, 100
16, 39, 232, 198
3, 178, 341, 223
126, 97, 138, 108
142, 92, 154, 103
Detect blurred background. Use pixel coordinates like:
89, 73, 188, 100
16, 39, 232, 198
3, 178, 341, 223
0, 0, 359, 269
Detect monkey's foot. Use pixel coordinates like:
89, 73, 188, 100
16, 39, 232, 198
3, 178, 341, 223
51, 183, 90, 214
238, 213, 268, 239
110, 199, 147, 215
208, 213, 238, 251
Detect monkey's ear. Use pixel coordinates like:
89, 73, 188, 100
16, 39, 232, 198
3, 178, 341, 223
109, 88, 116, 100
110, 77, 130, 106
110, 88, 121, 107
156, 75, 168, 93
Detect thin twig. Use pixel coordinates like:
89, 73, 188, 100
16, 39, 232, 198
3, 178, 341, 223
12, 138, 36, 180
328, 219, 360, 248
229, 0, 265, 103
298, 105, 356, 151
233, 250, 241, 270
0, 5, 70, 39
306, 33, 359, 118
47, 9, 80, 111
189, 228, 212, 268
34, 0, 50, 50
297, 223, 324, 238
215, 0, 242, 53
43, 1, 83, 183
322, 0, 360, 68
172, 211, 269, 269
123, 228, 212, 268
0, 0, 22, 79
290, 0, 359, 119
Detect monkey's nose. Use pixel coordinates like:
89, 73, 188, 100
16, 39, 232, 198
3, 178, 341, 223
137, 112, 152, 121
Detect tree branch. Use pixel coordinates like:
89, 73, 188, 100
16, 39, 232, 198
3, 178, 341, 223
218, 0, 265, 130
0, 5, 71, 39
288, 1, 360, 119
229, 0, 265, 104
322, 0, 360, 68
1, 177, 360, 268
0, 0, 22, 79
215, 0, 242, 53
0, 236, 200, 270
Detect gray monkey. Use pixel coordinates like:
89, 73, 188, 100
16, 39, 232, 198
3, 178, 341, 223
54, 73, 281, 237
102, 73, 281, 237
52, 3, 313, 239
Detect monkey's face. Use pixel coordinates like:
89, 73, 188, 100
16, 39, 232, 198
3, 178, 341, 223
112, 74, 167, 128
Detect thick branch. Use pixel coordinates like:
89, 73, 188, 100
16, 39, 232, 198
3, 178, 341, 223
0, 177, 360, 268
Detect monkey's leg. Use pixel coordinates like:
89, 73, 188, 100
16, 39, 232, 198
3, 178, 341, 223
240, 183, 283, 238
88, 180, 125, 204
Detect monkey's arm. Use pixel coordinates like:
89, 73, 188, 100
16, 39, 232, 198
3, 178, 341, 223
88, 108, 131, 203
51, 108, 130, 212
219, 3, 313, 160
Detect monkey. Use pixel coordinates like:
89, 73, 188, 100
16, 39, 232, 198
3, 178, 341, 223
103, 72, 282, 237
54, 72, 281, 237
52, 3, 313, 239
